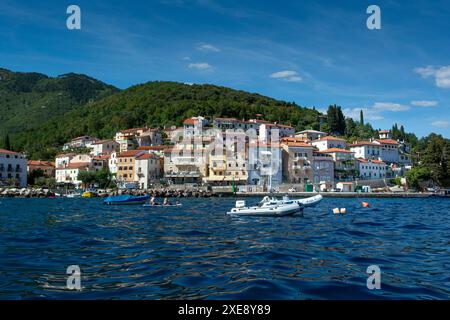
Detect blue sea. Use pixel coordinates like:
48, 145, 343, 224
0, 197, 449, 299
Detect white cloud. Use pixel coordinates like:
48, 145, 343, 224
182, 56, 191, 61
343, 101, 411, 122
270, 70, 303, 82
188, 62, 213, 70
414, 66, 436, 78
343, 108, 384, 121
372, 102, 410, 112
411, 100, 438, 107
197, 44, 220, 52
414, 65, 450, 89
431, 120, 449, 128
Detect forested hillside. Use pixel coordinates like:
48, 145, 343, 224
7, 81, 322, 159
0, 68, 119, 136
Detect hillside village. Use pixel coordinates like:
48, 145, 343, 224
1, 115, 414, 192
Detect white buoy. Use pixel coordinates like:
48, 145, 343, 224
340, 208, 347, 214
333, 208, 340, 214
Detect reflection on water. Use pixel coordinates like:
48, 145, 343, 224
0, 197, 449, 299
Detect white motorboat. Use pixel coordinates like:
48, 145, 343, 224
227, 200, 303, 217
65, 191, 82, 198
260, 194, 323, 208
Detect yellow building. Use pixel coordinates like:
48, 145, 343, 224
205, 150, 248, 186
116, 150, 145, 187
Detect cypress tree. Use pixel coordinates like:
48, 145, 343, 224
4, 134, 11, 150
360, 110, 364, 126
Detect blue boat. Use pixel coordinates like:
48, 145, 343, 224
103, 194, 150, 205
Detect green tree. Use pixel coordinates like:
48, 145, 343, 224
95, 168, 114, 188
77, 171, 97, 188
327, 104, 346, 135
28, 168, 45, 185
359, 110, 364, 126
4, 134, 11, 150
406, 167, 430, 190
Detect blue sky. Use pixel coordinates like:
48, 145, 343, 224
1, 0, 449, 138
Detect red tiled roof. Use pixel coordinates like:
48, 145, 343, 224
281, 137, 309, 144
136, 153, 160, 160
56, 153, 75, 158
356, 158, 385, 164
93, 155, 110, 161
28, 160, 55, 167
183, 118, 197, 125
119, 128, 145, 134
349, 141, 380, 147
0, 149, 20, 155
93, 139, 115, 145
375, 139, 399, 145
283, 142, 313, 148
319, 148, 354, 154
313, 136, 347, 142
263, 123, 294, 129
137, 145, 167, 151
118, 150, 143, 158
57, 162, 90, 170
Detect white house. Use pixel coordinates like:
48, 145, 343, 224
69, 154, 93, 165
114, 128, 163, 152
0, 149, 27, 187
55, 153, 75, 169
108, 152, 118, 175
373, 139, 400, 164
90, 139, 119, 156
134, 153, 163, 189
295, 130, 327, 141
62, 136, 98, 150
312, 151, 335, 191
349, 141, 382, 160
356, 158, 387, 180
247, 143, 283, 190
183, 116, 208, 137
378, 130, 392, 140
55, 162, 90, 188
311, 136, 347, 151
258, 123, 295, 143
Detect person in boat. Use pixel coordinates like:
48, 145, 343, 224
163, 197, 172, 206
150, 196, 160, 206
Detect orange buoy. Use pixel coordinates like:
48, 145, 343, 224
362, 202, 370, 208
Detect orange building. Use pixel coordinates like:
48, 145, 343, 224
27, 160, 56, 177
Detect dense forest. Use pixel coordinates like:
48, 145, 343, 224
2, 74, 322, 159
0, 68, 119, 136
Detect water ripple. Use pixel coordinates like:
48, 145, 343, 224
0, 197, 449, 299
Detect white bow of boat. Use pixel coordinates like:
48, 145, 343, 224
227, 194, 323, 217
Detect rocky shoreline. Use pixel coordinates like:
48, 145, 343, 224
0, 187, 217, 198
